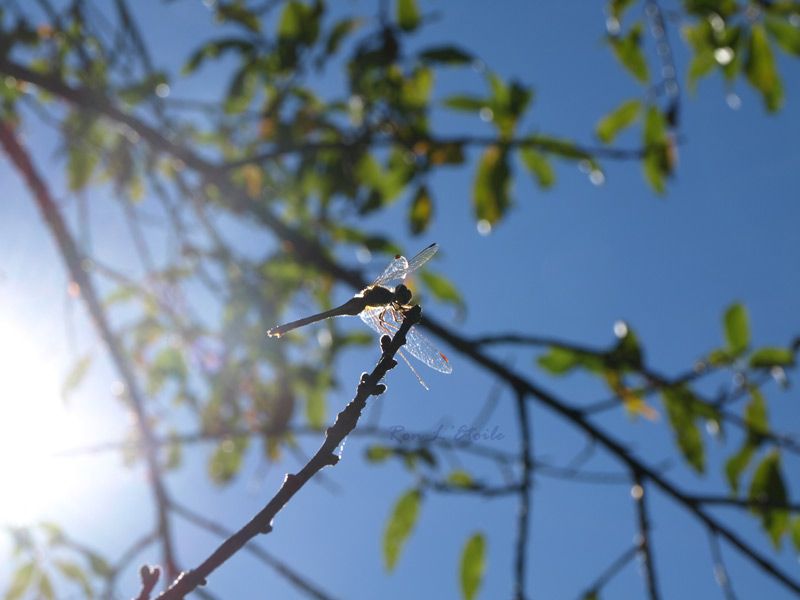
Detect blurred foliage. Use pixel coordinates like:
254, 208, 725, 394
0, 0, 799, 598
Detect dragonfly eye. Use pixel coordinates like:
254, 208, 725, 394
394, 284, 413, 305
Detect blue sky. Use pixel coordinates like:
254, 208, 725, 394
1, 1, 799, 599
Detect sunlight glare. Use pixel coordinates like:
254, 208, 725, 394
0, 318, 86, 525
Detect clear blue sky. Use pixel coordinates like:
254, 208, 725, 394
1, 1, 799, 599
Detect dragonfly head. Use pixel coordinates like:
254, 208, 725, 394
394, 284, 413, 306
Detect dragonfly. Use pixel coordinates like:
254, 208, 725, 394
267, 243, 452, 388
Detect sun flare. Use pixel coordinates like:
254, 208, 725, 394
0, 317, 86, 525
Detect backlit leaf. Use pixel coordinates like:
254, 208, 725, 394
473, 145, 511, 225
519, 148, 555, 188
749, 450, 789, 547
596, 99, 641, 143
397, 0, 420, 32
325, 18, 362, 55
419, 46, 473, 65
147, 347, 187, 395
610, 23, 649, 83
217, 2, 260, 33
366, 445, 392, 462
5, 562, 36, 600
208, 437, 249, 485
448, 470, 473, 487
750, 346, 795, 369
642, 106, 669, 194
419, 270, 464, 310
746, 24, 783, 112
662, 386, 705, 473
765, 15, 800, 56
460, 533, 486, 600
443, 95, 486, 112
55, 561, 92, 599
723, 302, 749, 355
62, 354, 92, 404
792, 516, 800, 553
384, 489, 421, 571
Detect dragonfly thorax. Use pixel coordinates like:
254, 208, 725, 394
359, 285, 396, 307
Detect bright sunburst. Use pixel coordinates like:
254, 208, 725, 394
0, 317, 86, 525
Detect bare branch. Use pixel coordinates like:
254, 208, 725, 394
155, 306, 421, 599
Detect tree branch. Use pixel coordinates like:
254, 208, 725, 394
0, 121, 179, 580
154, 306, 421, 599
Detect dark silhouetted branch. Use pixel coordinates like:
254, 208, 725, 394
171, 502, 339, 600
155, 306, 421, 599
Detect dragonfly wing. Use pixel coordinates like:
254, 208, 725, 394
402, 325, 453, 374
404, 243, 439, 277
360, 304, 452, 375
370, 255, 409, 289
359, 305, 390, 336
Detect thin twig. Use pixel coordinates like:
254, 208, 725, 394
171, 502, 339, 600
576, 545, 639, 600
513, 387, 533, 600
633, 476, 660, 600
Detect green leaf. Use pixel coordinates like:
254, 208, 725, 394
62, 355, 92, 404
383, 489, 421, 571
224, 65, 257, 114
538, 346, 581, 374
5, 562, 36, 600
55, 561, 93, 599
278, 0, 318, 44
748, 450, 789, 547
208, 437, 249, 485
609, 0, 636, 19
67, 144, 99, 192
662, 386, 705, 473
642, 106, 669, 194
397, 0, 420, 32
88, 554, 111, 577
165, 430, 182, 470
447, 470, 473, 487
217, 2, 260, 33
538, 346, 604, 375
746, 24, 783, 112
147, 347, 187, 395
725, 442, 756, 494
460, 533, 486, 600
325, 18, 362, 55
473, 146, 511, 225
366, 445, 392, 462
610, 23, 649, 83
182, 38, 254, 75
418, 270, 464, 310
609, 328, 643, 370
792, 516, 800, 553
725, 387, 769, 491
419, 46, 473, 65
519, 148, 555, 188
37, 574, 54, 600
765, 15, 800, 56
305, 383, 326, 429
596, 99, 641, 143
118, 72, 168, 106
750, 346, 795, 369
746, 387, 768, 436
687, 50, 717, 92
723, 302, 749, 355
442, 94, 486, 112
